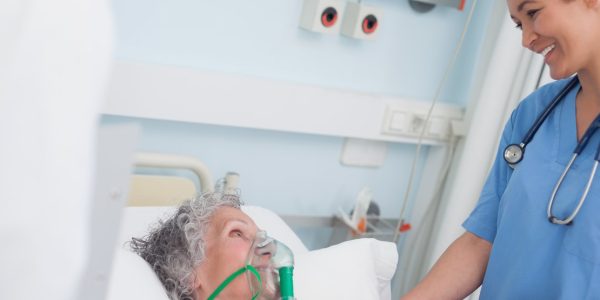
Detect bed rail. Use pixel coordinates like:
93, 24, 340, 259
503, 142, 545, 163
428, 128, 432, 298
134, 152, 215, 193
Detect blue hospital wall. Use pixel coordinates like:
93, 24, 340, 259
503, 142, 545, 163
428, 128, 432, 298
108, 0, 496, 248
103, 115, 429, 217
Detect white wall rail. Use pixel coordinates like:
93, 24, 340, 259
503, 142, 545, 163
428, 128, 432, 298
104, 60, 464, 145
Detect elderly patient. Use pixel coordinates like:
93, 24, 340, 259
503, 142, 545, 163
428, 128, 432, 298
131, 193, 293, 300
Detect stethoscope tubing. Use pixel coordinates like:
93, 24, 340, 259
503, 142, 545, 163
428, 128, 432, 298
522, 77, 581, 145
547, 155, 598, 225
547, 117, 600, 224
502, 75, 600, 225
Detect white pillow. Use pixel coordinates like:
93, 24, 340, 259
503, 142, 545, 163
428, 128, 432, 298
241, 205, 309, 256
106, 248, 169, 300
115, 206, 177, 249
107, 239, 398, 300
294, 238, 398, 300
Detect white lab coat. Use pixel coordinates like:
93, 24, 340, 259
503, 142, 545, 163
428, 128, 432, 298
0, 0, 113, 299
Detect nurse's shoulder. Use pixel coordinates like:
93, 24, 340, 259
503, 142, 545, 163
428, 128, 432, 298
512, 78, 574, 120
508, 78, 574, 136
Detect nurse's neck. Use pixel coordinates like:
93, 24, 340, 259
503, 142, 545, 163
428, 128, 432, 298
574, 72, 600, 141
577, 68, 600, 104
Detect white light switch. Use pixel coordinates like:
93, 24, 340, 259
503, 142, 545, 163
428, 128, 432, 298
427, 117, 449, 137
381, 104, 464, 142
340, 138, 387, 167
390, 112, 412, 132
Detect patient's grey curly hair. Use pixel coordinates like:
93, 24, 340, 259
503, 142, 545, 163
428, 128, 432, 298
130, 192, 242, 300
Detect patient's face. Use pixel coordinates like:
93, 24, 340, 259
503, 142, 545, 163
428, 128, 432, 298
194, 206, 259, 299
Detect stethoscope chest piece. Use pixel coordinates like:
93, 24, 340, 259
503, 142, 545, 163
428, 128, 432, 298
504, 143, 524, 167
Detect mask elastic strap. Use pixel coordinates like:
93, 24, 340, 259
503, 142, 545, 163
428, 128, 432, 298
207, 265, 262, 300
247, 265, 261, 300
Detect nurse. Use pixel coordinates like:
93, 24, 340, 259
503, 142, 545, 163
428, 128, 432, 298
403, 0, 600, 299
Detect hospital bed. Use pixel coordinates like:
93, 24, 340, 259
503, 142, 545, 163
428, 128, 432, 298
107, 152, 398, 300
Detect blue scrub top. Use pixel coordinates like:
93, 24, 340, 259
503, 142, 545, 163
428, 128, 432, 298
463, 78, 600, 299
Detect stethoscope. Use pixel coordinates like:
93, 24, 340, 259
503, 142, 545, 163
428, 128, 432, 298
503, 76, 600, 225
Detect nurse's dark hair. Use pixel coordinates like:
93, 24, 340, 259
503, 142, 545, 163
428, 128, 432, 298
130, 192, 242, 300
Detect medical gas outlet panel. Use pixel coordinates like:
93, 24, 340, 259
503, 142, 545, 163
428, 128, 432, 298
299, 0, 346, 34
299, 0, 382, 40
382, 104, 464, 142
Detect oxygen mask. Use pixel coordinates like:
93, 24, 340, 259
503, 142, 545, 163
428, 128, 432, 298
207, 231, 295, 300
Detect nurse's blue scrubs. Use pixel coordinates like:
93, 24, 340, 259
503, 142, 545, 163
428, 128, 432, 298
463, 78, 600, 299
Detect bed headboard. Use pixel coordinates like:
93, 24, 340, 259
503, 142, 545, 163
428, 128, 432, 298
128, 152, 212, 206
128, 174, 197, 206
128, 152, 239, 207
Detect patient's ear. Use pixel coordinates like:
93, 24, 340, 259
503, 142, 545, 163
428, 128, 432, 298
192, 271, 206, 299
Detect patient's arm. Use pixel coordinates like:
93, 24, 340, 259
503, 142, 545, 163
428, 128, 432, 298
401, 232, 491, 300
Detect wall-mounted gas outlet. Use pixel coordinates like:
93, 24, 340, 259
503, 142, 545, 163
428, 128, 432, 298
299, 0, 346, 34
341, 2, 382, 40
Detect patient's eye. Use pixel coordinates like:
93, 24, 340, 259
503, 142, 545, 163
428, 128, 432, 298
230, 229, 244, 238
